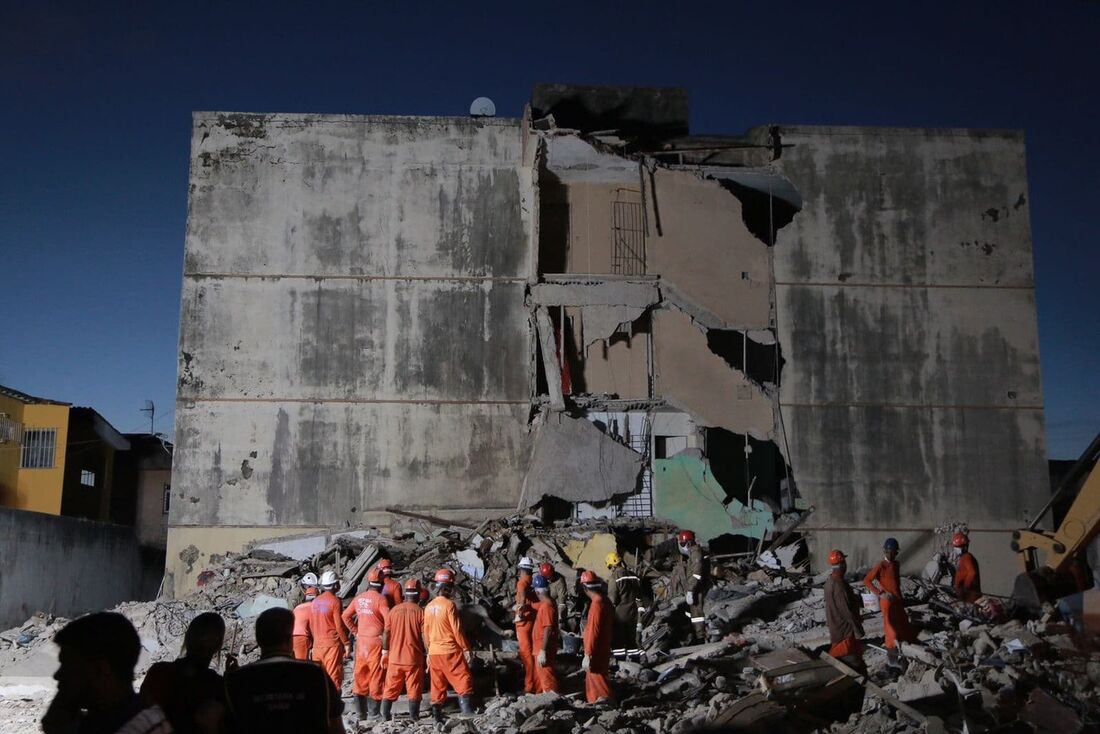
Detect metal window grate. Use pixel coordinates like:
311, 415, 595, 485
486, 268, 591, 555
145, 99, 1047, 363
163, 484, 171, 514
620, 416, 654, 518
80, 469, 95, 487
21, 428, 57, 469
0, 413, 20, 443
611, 201, 646, 275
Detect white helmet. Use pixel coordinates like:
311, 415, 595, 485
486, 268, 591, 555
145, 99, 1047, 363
518, 557, 534, 570
319, 570, 338, 589
300, 572, 319, 588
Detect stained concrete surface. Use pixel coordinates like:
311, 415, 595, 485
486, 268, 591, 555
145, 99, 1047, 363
770, 125, 1047, 593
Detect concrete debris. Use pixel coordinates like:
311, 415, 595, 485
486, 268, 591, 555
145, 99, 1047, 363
4, 514, 1100, 734
519, 412, 644, 507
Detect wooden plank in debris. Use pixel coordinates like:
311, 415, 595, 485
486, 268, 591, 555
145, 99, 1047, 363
653, 640, 731, 674
338, 544, 380, 599
819, 652, 944, 732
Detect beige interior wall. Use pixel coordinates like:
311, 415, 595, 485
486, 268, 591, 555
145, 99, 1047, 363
567, 305, 650, 398
563, 184, 643, 274
649, 169, 771, 328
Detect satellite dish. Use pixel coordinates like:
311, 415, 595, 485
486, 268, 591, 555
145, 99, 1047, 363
469, 97, 496, 117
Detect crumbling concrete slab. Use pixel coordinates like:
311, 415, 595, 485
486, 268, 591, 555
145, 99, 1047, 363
519, 413, 643, 507
563, 533, 617, 575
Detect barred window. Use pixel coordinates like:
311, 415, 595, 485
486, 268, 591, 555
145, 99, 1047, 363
162, 484, 171, 514
21, 428, 57, 469
80, 469, 95, 487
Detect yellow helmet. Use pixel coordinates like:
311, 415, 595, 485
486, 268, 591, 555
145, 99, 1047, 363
605, 551, 621, 568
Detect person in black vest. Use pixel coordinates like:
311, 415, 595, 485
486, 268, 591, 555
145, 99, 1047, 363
225, 607, 345, 734
140, 612, 228, 734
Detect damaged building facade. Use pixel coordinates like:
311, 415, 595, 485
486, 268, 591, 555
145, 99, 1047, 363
169, 85, 1047, 596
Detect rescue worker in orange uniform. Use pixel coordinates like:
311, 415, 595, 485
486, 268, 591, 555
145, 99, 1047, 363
823, 549, 865, 672
580, 571, 614, 704
291, 573, 318, 661
378, 558, 403, 608
308, 570, 350, 691
423, 568, 474, 723
864, 537, 916, 665
342, 568, 390, 720
952, 532, 982, 602
380, 579, 427, 722
512, 557, 538, 694
531, 574, 560, 693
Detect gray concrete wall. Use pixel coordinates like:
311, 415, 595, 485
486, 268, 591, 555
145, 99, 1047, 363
771, 126, 1048, 593
170, 113, 533, 591
0, 507, 153, 629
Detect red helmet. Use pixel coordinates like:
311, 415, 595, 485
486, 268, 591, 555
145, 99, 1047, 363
367, 568, 383, 585
403, 578, 422, 596
580, 570, 601, 588
952, 532, 969, 548
678, 529, 696, 544
434, 568, 455, 585
827, 549, 846, 566
539, 562, 553, 578
379, 558, 394, 574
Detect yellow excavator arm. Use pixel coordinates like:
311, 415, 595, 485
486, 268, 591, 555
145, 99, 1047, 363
1011, 431, 1100, 612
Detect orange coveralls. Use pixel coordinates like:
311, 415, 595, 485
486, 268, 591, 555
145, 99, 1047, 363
292, 599, 313, 660
954, 552, 982, 602
308, 591, 349, 689
583, 594, 614, 703
342, 588, 390, 698
514, 575, 538, 693
382, 577, 403, 608
382, 600, 426, 703
532, 597, 560, 694
423, 595, 473, 705
864, 559, 916, 648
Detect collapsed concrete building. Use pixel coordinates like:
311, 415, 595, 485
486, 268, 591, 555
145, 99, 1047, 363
168, 85, 1047, 597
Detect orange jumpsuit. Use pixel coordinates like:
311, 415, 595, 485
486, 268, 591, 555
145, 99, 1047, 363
864, 559, 916, 649
292, 599, 313, 660
423, 595, 473, 704
383, 600, 426, 703
342, 588, 390, 699
583, 594, 614, 703
532, 597, 560, 694
954, 552, 982, 602
382, 577, 403, 608
514, 575, 538, 693
309, 591, 349, 689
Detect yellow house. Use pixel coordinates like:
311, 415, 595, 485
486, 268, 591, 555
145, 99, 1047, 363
0, 384, 71, 515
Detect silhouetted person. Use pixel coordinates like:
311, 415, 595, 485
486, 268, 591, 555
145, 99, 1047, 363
140, 612, 227, 734
43, 611, 172, 734
225, 607, 345, 734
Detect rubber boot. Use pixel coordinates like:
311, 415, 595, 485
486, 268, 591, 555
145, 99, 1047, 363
355, 695, 368, 719
458, 696, 473, 715
432, 704, 445, 724
380, 699, 393, 722
368, 698, 382, 720
408, 700, 421, 721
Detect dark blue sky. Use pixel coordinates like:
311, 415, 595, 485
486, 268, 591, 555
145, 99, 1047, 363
1, 1, 1096, 457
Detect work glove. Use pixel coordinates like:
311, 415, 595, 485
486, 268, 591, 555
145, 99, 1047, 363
345, 644, 352, 657
685, 591, 695, 606
463, 650, 473, 665
381, 649, 389, 661
537, 650, 547, 667
581, 655, 591, 672
881, 591, 897, 601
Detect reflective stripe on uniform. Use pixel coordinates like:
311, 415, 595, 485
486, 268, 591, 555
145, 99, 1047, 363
692, 574, 702, 580
615, 576, 640, 583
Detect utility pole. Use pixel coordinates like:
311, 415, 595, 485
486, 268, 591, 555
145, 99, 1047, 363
141, 401, 155, 435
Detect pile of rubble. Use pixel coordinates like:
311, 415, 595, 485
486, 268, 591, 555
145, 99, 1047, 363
3, 512, 1100, 733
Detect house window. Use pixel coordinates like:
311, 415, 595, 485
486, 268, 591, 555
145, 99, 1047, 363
21, 428, 57, 469
162, 484, 171, 514
80, 470, 95, 487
